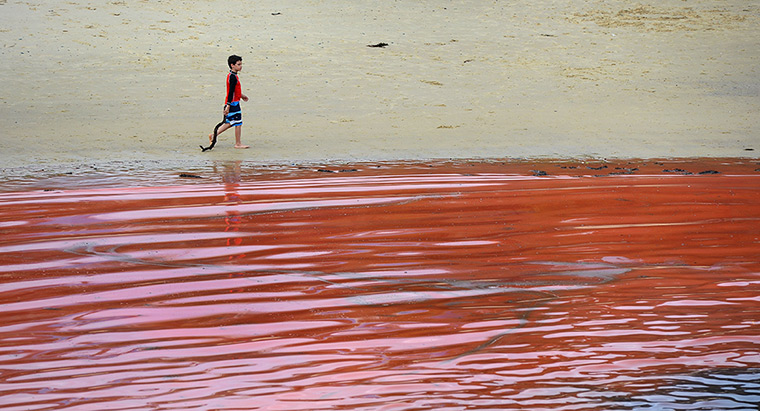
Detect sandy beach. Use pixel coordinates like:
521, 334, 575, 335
2, 3, 760, 408
1, 0, 759, 171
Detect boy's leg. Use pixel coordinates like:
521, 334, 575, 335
234, 125, 249, 149
209, 123, 232, 143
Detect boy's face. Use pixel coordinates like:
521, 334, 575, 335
230, 60, 243, 72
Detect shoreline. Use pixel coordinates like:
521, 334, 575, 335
3, 156, 758, 194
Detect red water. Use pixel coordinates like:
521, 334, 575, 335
1, 160, 759, 410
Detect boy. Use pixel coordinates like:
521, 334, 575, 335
208, 55, 250, 149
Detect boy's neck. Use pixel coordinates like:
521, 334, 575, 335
230, 69, 238, 74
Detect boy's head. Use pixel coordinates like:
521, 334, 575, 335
228, 55, 243, 69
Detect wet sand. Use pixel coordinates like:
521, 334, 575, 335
1, 0, 759, 170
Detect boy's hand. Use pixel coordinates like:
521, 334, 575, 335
241, 94, 249, 102
223, 105, 229, 115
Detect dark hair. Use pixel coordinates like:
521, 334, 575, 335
228, 55, 242, 68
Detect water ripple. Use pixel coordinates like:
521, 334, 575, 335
1, 164, 759, 410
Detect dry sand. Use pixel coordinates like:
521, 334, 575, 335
1, 0, 759, 171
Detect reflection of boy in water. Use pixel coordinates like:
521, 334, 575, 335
208, 55, 250, 149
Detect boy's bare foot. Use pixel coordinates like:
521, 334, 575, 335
234, 145, 250, 149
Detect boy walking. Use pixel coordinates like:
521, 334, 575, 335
209, 55, 250, 149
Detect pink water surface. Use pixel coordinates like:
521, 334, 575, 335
1, 159, 759, 410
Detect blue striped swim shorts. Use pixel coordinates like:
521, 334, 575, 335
225, 102, 242, 127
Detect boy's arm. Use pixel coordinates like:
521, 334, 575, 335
226, 74, 238, 105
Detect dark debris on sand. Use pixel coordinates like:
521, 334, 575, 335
663, 168, 693, 175
317, 168, 359, 173
544, 160, 744, 178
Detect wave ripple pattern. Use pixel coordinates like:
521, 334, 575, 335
1, 168, 759, 410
